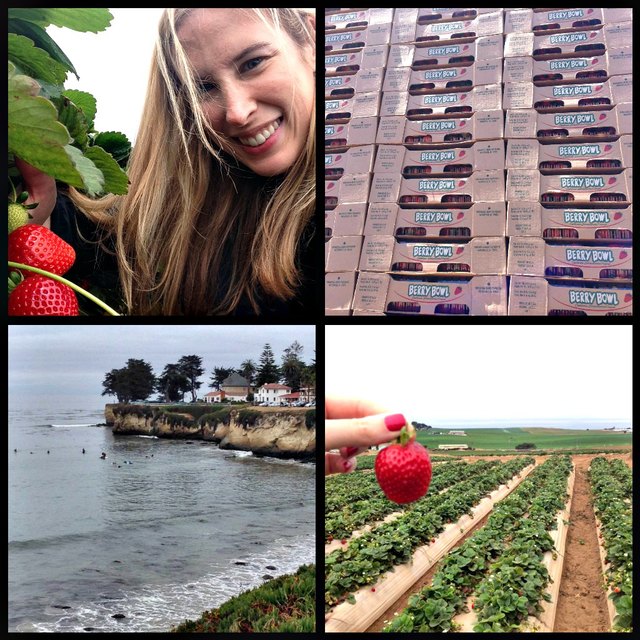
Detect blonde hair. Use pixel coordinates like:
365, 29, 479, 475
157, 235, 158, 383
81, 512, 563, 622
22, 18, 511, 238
69, 8, 316, 315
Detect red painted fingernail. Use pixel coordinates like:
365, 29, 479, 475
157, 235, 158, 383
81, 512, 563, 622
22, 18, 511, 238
344, 446, 359, 457
384, 414, 406, 431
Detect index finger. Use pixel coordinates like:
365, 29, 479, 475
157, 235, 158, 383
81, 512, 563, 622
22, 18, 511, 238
325, 396, 389, 420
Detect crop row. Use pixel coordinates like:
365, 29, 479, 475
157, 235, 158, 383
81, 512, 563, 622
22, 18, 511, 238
588, 457, 633, 632
325, 460, 498, 542
325, 456, 534, 610
383, 454, 572, 633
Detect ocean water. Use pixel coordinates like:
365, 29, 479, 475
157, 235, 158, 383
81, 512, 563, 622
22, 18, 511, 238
8, 403, 316, 633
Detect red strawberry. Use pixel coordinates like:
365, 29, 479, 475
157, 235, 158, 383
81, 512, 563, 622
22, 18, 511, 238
8, 224, 75, 277
8, 275, 79, 316
375, 423, 432, 504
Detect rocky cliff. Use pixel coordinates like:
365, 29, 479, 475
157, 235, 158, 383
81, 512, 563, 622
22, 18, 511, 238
105, 404, 315, 460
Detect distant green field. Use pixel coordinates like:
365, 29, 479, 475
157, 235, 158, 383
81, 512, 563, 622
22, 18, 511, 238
415, 427, 632, 452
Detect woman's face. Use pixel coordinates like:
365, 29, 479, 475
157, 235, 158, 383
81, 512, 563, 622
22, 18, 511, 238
177, 9, 315, 177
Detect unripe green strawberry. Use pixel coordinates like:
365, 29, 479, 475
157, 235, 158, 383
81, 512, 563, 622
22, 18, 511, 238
375, 424, 432, 504
8, 202, 30, 233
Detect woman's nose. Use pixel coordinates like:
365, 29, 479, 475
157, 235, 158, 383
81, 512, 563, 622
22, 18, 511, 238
223, 83, 256, 127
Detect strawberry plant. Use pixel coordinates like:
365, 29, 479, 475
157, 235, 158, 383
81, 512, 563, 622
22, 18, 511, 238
8, 8, 129, 315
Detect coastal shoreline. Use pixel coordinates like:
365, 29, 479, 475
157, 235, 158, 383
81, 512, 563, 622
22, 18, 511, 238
105, 403, 316, 461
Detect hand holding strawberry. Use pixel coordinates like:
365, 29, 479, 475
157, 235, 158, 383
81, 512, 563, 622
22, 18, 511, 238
375, 422, 432, 504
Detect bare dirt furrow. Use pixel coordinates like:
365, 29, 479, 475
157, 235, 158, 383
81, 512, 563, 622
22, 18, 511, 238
554, 456, 610, 632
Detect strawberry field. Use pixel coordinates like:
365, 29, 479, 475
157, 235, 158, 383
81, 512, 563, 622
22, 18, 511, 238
325, 452, 633, 633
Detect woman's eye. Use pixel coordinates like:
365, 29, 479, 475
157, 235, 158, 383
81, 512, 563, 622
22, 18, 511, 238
199, 80, 219, 94
243, 57, 264, 72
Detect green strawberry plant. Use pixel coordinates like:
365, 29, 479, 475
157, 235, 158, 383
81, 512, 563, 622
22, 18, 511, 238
8, 8, 129, 315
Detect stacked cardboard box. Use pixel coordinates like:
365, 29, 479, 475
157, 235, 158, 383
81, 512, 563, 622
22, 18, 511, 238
324, 8, 633, 316
504, 8, 632, 315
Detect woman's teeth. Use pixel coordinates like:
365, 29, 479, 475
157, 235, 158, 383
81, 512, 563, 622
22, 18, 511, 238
238, 118, 281, 147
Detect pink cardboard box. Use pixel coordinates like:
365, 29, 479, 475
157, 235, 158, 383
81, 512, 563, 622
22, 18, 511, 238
509, 54, 610, 86
414, 11, 504, 43
325, 117, 378, 151
507, 170, 631, 206
374, 140, 504, 176
325, 236, 364, 273
325, 23, 392, 52
506, 139, 627, 172
325, 271, 357, 315
359, 236, 506, 275
506, 202, 633, 241
504, 28, 603, 59
405, 63, 502, 94
325, 46, 389, 75
369, 170, 505, 206
389, 35, 503, 68
352, 272, 508, 315
325, 93, 381, 124
532, 75, 632, 111
325, 9, 393, 29
505, 104, 632, 140
507, 237, 632, 280
505, 23, 632, 59
363, 202, 506, 238
325, 145, 375, 180
325, 173, 372, 206
540, 172, 630, 207
505, 8, 604, 34
381, 83, 502, 118
394, 202, 506, 238
376, 110, 504, 146
508, 276, 632, 316
504, 75, 632, 111
325, 67, 384, 98
325, 203, 368, 238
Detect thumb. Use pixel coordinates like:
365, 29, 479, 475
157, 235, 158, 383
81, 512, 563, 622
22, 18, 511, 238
325, 413, 407, 451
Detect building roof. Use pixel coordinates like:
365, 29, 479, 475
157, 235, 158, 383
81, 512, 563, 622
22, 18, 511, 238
261, 383, 291, 390
221, 372, 250, 387
205, 391, 224, 397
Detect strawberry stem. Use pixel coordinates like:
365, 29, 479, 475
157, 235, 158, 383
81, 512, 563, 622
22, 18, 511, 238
8, 261, 121, 316
395, 422, 415, 446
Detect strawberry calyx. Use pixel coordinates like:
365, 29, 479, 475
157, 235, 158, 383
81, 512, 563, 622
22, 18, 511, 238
394, 422, 416, 447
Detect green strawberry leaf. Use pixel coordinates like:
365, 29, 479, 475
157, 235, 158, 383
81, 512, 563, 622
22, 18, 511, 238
8, 33, 68, 85
63, 90, 97, 129
52, 95, 90, 151
64, 145, 105, 196
84, 145, 129, 195
92, 131, 131, 167
7, 8, 114, 33
8, 71, 88, 187
8, 17, 79, 80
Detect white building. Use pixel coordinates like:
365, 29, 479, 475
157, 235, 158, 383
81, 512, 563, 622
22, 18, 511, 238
255, 383, 291, 404
203, 391, 225, 404
448, 430, 467, 436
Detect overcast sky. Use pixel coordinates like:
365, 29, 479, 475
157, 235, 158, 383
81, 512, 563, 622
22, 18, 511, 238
47, 9, 165, 145
9, 325, 315, 405
326, 325, 632, 427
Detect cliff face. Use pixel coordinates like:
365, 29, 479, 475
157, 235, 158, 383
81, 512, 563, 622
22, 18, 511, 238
105, 405, 315, 460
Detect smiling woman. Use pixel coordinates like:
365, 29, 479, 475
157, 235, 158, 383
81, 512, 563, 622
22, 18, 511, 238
16, 8, 317, 317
